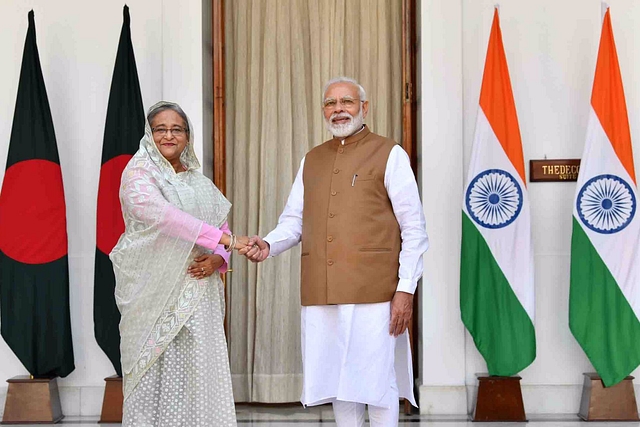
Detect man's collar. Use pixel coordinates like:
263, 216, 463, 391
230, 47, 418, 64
332, 125, 370, 146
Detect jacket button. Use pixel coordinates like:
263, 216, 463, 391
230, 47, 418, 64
338, 148, 344, 154
327, 236, 333, 242
327, 259, 334, 266
331, 191, 337, 196
329, 212, 335, 218
333, 168, 339, 174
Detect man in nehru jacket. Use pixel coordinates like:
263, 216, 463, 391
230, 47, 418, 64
241, 77, 429, 427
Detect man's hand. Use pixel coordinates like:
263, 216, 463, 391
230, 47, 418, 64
389, 291, 413, 337
188, 254, 225, 279
238, 235, 270, 263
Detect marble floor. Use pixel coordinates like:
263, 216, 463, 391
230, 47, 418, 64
5, 405, 640, 426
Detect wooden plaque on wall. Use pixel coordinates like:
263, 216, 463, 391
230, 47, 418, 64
530, 159, 580, 182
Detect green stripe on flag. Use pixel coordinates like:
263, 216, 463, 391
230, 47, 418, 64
461, 213, 535, 376
569, 218, 640, 387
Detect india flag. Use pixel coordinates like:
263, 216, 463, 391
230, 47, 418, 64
569, 7, 640, 387
460, 8, 535, 376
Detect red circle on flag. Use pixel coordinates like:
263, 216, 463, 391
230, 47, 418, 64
96, 154, 132, 255
0, 160, 68, 264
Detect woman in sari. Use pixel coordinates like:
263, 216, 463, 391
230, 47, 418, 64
110, 101, 243, 426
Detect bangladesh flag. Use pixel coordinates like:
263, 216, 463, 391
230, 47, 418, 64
569, 7, 640, 387
0, 11, 74, 377
460, 8, 535, 376
94, 5, 144, 377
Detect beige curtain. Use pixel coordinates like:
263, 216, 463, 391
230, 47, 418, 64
225, 0, 402, 402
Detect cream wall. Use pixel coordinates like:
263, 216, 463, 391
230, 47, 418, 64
420, 0, 640, 415
0, 0, 211, 416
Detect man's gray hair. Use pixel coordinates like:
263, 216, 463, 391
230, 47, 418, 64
322, 77, 367, 102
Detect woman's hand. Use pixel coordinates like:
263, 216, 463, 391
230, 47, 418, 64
188, 254, 225, 279
235, 235, 249, 250
220, 233, 232, 247
220, 234, 249, 251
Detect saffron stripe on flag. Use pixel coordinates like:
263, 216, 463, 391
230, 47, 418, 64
590, 10, 635, 184
478, 9, 526, 185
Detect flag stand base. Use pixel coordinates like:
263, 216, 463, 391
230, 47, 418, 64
99, 375, 123, 423
472, 374, 526, 422
1, 376, 63, 424
578, 373, 639, 421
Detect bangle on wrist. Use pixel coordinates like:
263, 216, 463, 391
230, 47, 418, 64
225, 234, 236, 252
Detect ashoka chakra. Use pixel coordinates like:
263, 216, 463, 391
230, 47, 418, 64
465, 169, 523, 229
577, 174, 636, 234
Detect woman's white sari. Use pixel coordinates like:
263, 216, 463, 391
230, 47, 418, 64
110, 102, 236, 426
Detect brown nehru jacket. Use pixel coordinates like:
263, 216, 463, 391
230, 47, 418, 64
301, 126, 401, 306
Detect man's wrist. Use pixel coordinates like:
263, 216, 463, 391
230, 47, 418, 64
395, 290, 413, 296
396, 278, 416, 294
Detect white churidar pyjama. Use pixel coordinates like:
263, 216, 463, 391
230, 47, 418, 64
332, 360, 400, 427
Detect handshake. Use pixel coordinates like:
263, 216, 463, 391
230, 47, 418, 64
226, 235, 270, 263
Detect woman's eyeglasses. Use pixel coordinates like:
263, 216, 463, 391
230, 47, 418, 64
152, 127, 188, 137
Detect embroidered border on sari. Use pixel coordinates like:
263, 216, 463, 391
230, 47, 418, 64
123, 274, 222, 400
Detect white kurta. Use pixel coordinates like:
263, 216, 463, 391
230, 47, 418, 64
264, 143, 429, 408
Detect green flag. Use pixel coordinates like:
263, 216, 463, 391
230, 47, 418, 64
94, 5, 144, 377
0, 10, 74, 377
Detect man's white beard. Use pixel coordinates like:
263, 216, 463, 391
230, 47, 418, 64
325, 108, 364, 138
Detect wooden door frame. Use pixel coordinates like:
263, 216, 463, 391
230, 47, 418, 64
402, 0, 418, 174
401, 0, 419, 414
212, 0, 226, 196
212, 0, 420, 410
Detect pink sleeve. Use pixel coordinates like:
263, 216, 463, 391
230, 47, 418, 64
211, 221, 231, 273
157, 204, 223, 250
194, 221, 225, 252
121, 167, 227, 251
163, 206, 230, 273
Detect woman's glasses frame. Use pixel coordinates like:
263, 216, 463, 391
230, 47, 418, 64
152, 127, 189, 138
